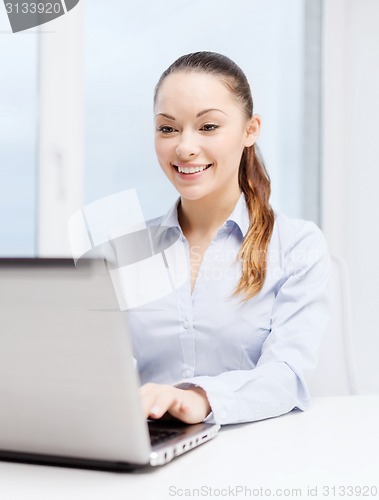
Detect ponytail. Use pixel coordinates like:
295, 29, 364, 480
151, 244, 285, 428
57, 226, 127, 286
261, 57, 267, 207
235, 144, 274, 300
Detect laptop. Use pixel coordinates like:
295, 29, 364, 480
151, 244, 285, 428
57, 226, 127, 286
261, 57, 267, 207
0, 258, 219, 471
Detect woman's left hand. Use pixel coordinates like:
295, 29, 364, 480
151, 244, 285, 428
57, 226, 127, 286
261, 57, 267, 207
140, 383, 211, 424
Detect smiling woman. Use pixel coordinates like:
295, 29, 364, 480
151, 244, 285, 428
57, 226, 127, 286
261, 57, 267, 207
153, 58, 268, 298
125, 52, 331, 426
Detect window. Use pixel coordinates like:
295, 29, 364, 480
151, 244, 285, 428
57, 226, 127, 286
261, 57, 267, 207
84, 0, 321, 222
0, 8, 37, 256
1, 0, 322, 256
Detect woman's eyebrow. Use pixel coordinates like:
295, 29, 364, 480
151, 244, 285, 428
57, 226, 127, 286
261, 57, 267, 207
155, 108, 226, 120
196, 108, 226, 117
155, 112, 176, 120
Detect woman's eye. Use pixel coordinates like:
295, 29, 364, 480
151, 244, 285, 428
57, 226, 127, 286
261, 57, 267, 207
157, 125, 176, 134
200, 123, 219, 132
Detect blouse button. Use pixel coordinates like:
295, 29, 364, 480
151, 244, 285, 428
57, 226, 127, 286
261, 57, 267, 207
183, 369, 192, 378
183, 320, 189, 329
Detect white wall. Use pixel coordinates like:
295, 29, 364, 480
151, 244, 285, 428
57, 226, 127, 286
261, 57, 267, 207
322, 0, 379, 394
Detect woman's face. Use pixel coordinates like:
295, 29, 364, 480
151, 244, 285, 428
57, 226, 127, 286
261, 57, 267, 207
154, 71, 260, 203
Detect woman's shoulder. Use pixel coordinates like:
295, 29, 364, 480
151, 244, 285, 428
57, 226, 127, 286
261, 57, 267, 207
274, 210, 319, 230
272, 210, 328, 259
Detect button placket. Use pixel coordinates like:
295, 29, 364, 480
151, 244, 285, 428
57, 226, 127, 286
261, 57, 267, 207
177, 238, 196, 379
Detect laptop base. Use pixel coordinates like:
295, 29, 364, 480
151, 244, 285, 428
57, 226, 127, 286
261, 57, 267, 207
0, 449, 149, 473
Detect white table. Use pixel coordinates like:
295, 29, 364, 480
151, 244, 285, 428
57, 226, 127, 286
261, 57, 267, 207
0, 396, 378, 500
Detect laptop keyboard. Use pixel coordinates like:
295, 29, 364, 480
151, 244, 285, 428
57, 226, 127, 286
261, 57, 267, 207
149, 427, 185, 446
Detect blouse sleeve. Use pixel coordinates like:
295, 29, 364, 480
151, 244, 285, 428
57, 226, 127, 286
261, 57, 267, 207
176, 221, 331, 425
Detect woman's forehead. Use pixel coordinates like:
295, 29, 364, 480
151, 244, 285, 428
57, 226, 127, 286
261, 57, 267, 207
155, 72, 239, 112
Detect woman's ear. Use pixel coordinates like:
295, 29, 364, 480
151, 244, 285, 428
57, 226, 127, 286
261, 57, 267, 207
244, 115, 261, 147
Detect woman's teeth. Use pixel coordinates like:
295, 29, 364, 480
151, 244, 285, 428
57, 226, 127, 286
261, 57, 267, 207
176, 164, 211, 174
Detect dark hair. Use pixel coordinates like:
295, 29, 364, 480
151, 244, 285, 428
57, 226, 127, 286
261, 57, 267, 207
154, 52, 274, 300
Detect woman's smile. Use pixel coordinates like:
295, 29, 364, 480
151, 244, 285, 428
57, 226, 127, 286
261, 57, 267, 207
173, 162, 213, 177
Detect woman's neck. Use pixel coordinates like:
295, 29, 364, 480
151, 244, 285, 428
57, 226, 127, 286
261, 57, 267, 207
178, 188, 242, 238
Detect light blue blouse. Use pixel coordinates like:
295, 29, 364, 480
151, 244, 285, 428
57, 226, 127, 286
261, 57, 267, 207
125, 193, 331, 425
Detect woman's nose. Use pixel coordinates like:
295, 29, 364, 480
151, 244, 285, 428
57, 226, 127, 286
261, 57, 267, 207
175, 132, 200, 159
